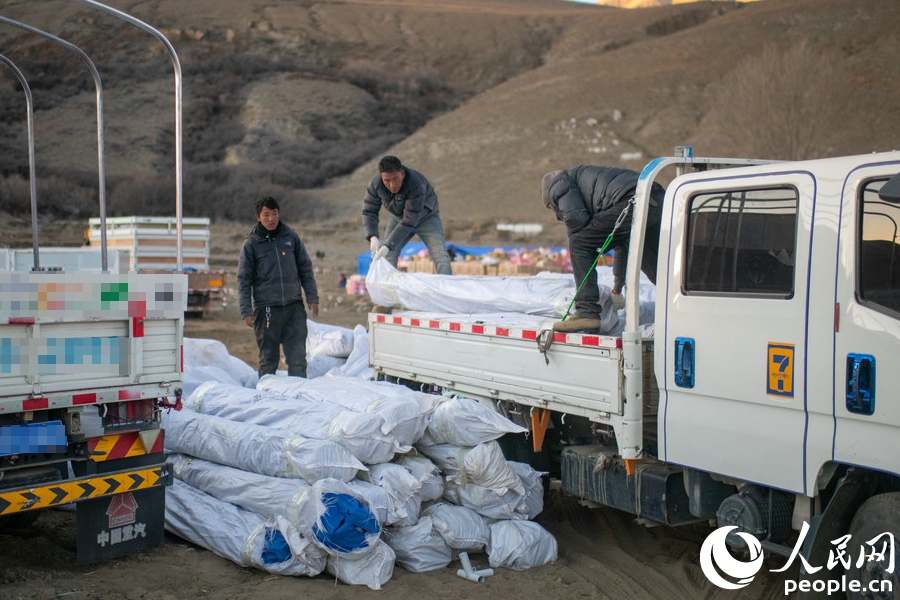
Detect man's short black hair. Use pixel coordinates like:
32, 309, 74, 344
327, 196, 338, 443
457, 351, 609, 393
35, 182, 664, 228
379, 156, 403, 173
255, 195, 280, 217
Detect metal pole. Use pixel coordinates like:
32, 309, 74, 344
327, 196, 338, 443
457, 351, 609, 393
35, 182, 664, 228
69, 0, 184, 271
0, 16, 109, 272
0, 54, 40, 270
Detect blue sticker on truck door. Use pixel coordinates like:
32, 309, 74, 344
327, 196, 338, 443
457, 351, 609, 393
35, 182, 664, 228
767, 342, 794, 397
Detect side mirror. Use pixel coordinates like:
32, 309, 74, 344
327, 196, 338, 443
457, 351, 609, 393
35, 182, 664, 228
878, 173, 900, 203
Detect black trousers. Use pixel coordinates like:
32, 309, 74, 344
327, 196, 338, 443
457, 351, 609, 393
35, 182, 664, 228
253, 302, 308, 377
569, 189, 663, 319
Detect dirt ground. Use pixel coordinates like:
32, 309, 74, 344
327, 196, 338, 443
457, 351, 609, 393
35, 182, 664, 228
0, 221, 796, 600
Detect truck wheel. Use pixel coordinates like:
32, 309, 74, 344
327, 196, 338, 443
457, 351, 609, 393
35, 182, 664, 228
844, 492, 900, 600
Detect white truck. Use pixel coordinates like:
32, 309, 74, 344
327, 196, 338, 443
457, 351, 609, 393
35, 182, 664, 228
0, 1, 187, 563
369, 147, 900, 594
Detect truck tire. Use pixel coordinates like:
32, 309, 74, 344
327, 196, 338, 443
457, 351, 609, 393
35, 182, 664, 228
844, 492, 900, 600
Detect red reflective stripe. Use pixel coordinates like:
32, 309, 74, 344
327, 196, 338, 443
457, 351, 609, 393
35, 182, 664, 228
73, 393, 97, 405
429, 320, 440, 328
392, 316, 403, 325
118, 389, 141, 400
553, 333, 567, 344
472, 324, 484, 334
9, 317, 35, 325
522, 330, 537, 340
23, 398, 48, 410
581, 336, 600, 346
376, 315, 386, 323
410, 319, 420, 327
449, 323, 461, 331
495, 328, 509, 337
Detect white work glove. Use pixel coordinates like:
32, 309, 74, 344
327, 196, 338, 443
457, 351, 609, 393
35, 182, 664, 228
611, 290, 625, 311
374, 245, 389, 261
369, 236, 382, 254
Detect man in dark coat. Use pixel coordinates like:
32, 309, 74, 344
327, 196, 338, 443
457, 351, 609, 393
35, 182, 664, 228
362, 155, 452, 276
542, 165, 664, 332
238, 195, 319, 377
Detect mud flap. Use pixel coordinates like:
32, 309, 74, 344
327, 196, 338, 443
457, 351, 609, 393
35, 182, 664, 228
76, 485, 166, 564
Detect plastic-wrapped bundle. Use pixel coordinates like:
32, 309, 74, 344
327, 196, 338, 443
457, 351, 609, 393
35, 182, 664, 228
487, 520, 557, 571
190, 380, 397, 465
396, 455, 444, 502
360, 463, 422, 527
421, 502, 490, 553
384, 516, 452, 573
183, 337, 258, 388
165, 479, 326, 576
307, 321, 355, 358
169, 454, 310, 521
326, 538, 396, 590
366, 257, 576, 316
322, 325, 373, 380
293, 478, 381, 559
419, 396, 527, 447
307, 355, 347, 379
256, 375, 435, 450
443, 461, 544, 520
417, 441, 525, 496
162, 408, 366, 483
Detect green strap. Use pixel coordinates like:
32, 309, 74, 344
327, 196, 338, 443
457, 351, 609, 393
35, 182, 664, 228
560, 199, 634, 322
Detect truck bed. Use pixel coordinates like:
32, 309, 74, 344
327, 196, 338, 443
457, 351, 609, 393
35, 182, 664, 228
368, 312, 656, 421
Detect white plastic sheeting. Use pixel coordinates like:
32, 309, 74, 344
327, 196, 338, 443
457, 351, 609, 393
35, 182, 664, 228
162, 407, 366, 482
170, 453, 311, 521
326, 539, 396, 591
256, 375, 436, 450
487, 520, 558, 571
422, 502, 491, 553
442, 461, 545, 521
418, 441, 525, 496
383, 516, 453, 573
360, 463, 422, 527
366, 257, 576, 316
420, 395, 528, 447
189, 380, 397, 465
292, 478, 382, 559
165, 479, 327, 577
307, 320, 355, 358
396, 455, 444, 502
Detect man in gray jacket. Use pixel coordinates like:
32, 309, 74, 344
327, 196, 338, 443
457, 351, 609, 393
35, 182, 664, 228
362, 155, 452, 276
238, 196, 319, 377
542, 165, 664, 333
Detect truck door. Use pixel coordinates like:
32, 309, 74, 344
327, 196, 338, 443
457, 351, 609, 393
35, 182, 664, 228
658, 172, 816, 494
832, 167, 900, 477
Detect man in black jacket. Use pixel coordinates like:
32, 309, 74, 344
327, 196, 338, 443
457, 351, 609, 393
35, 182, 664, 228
362, 155, 452, 275
238, 196, 319, 377
542, 165, 664, 333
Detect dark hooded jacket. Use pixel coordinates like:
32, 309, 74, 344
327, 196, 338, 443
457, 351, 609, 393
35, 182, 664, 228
361, 167, 440, 250
237, 221, 318, 319
544, 166, 642, 236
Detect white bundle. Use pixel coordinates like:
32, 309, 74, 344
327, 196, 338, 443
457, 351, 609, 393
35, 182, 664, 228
418, 441, 524, 496
183, 337, 258, 388
443, 461, 544, 520
162, 408, 366, 483
182, 365, 248, 400
307, 355, 347, 379
256, 375, 435, 450
396, 455, 444, 502
384, 516, 452, 573
487, 520, 557, 571
323, 325, 373, 380
509, 461, 546, 520
191, 380, 396, 465
421, 502, 491, 552
326, 539, 396, 590
293, 478, 381, 559
169, 453, 310, 520
420, 396, 527, 447
361, 463, 422, 527
307, 321, 355, 358
366, 257, 576, 316
443, 478, 524, 521
165, 479, 326, 577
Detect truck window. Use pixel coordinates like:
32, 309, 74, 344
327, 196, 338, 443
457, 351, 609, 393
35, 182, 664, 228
684, 187, 797, 297
859, 178, 900, 316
